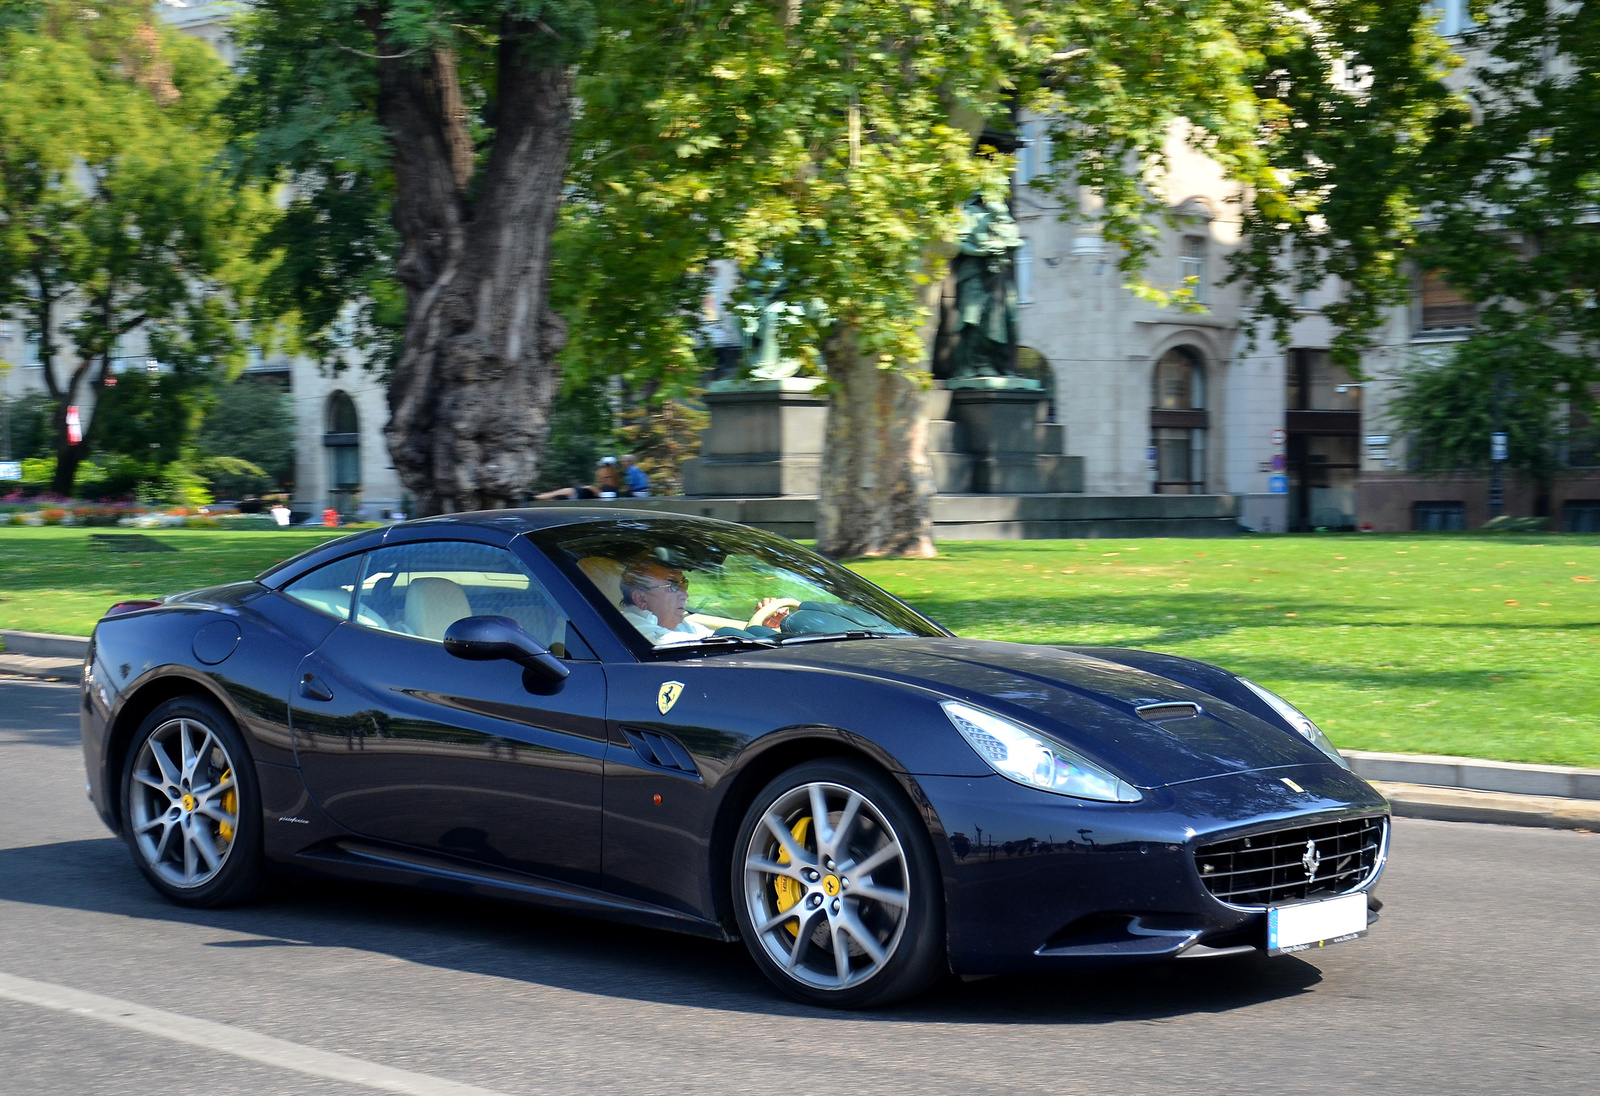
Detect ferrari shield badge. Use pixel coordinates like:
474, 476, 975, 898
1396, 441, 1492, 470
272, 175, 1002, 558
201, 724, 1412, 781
657, 681, 685, 715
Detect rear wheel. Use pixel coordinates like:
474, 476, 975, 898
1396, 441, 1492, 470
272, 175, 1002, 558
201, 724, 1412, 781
732, 759, 945, 1007
120, 695, 263, 907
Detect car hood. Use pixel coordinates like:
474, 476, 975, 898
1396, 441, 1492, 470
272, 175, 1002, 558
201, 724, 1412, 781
755, 637, 1321, 788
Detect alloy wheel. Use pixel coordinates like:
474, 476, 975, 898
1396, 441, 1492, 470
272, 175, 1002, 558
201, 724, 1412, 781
742, 781, 911, 992
128, 717, 240, 889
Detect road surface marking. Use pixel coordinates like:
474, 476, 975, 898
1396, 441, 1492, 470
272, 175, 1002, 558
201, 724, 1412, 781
0, 970, 510, 1096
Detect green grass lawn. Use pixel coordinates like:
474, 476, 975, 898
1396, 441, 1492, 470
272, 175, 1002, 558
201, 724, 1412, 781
2, 527, 1597, 767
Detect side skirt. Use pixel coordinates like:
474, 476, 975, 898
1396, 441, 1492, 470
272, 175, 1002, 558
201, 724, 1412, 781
291, 839, 739, 943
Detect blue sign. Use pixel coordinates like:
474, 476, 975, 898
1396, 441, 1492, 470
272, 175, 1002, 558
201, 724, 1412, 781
1270, 453, 1286, 472
1491, 432, 1508, 462
1268, 475, 1289, 495
0, 461, 21, 481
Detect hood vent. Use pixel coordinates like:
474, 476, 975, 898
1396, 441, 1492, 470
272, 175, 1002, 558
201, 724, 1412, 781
622, 728, 700, 777
1136, 701, 1203, 723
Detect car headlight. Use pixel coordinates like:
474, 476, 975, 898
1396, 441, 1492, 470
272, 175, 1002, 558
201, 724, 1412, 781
942, 700, 1141, 803
1236, 678, 1350, 769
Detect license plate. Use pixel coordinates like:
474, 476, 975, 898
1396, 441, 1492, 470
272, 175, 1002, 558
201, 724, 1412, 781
1267, 893, 1369, 956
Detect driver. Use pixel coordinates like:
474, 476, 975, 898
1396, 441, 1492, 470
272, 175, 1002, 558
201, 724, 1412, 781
619, 557, 714, 645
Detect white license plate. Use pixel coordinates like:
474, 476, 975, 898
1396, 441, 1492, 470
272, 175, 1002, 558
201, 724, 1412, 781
1267, 893, 1369, 955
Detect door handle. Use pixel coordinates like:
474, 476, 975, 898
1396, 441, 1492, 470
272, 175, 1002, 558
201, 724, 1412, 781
299, 673, 333, 702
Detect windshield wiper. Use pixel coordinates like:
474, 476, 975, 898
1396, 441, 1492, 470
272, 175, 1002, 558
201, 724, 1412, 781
657, 634, 782, 652
778, 630, 904, 646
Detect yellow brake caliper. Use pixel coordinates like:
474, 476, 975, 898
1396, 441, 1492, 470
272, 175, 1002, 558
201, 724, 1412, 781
771, 816, 813, 937
218, 768, 237, 844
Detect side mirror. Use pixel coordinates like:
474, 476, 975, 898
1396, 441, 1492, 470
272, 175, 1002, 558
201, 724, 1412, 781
443, 615, 570, 685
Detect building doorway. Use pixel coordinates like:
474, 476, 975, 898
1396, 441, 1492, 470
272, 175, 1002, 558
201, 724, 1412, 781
1151, 347, 1207, 494
324, 391, 361, 518
1285, 349, 1360, 530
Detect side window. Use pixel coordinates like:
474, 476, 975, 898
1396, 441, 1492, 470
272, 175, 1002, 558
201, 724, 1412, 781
280, 554, 364, 621
353, 541, 580, 656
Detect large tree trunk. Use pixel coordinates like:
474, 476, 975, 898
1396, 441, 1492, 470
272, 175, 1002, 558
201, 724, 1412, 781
375, 23, 571, 515
814, 325, 937, 558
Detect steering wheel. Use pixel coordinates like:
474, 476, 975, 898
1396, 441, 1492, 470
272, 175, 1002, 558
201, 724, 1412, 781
748, 598, 802, 630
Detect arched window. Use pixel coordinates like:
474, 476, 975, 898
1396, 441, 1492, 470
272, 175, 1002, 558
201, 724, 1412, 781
1150, 348, 1207, 494
324, 391, 361, 517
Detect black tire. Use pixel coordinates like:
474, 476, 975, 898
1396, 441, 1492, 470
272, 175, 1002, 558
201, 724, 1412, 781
119, 694, 264, 907
732, 758, 945, 1008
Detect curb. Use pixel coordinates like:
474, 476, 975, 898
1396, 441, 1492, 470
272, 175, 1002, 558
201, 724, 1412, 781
0, 630, 89, 660
1373, 781, 1600, 832
1343, 749, 1600, 801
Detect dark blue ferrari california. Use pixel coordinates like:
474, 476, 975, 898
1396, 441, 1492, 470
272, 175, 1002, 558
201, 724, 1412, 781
81, 509, 1388, 1006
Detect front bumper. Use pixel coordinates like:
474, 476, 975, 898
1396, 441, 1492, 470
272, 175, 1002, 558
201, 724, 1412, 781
917, 761, 1389, 975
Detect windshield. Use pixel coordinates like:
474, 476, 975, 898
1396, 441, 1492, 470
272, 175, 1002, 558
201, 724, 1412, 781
535, 519, 945, 650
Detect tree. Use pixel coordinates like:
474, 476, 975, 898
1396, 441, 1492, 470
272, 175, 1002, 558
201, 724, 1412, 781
230, 2, 594, 515
1384, 0, 1600, 500
1388, 325, 1584, 514
574, 2, 1456, 557
0, 1, 263, 497
195, 378, 296, 498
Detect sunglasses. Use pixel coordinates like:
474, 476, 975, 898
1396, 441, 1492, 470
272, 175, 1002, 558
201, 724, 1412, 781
638, 580, 689, 595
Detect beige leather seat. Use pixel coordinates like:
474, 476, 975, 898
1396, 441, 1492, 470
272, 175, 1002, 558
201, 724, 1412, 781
577, 557, 626, 606
403, 577, 472, 641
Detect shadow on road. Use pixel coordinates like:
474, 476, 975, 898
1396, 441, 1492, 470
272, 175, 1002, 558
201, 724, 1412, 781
0, 835, 1323, 1023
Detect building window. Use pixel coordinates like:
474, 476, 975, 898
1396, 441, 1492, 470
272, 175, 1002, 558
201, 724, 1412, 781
1566, 401, 1599, 469
1285, 348, 1362, 530
1180, 236, 1206, 302
1413, 501, 1466, 532
1016, 240, 1034, 305
324, 390, 361, 518
1431, 0, 1474, 37
1151, 347, 1207, 495
1014, 120, 1050, 188
1419, 270, 1475, 333
1563, 501, 1600, 533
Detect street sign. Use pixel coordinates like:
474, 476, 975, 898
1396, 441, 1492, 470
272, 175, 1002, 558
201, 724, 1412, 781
1268, 475, 1289, 494
1270, 453, 1286, 472
1270, 428, 1287, 447
0, 462, 20, 481
1365, 434, 1391, 447
1145, 445, 1157, 463
1491, 432, 1508, 462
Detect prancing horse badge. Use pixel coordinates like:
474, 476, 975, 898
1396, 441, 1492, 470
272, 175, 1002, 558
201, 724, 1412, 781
657, 681, 685, 715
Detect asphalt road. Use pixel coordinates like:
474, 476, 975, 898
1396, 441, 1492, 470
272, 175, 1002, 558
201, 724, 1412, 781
0, 677, 1595, 1096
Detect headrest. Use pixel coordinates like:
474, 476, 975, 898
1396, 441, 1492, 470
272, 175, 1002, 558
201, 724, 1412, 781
403, 577, 471, 641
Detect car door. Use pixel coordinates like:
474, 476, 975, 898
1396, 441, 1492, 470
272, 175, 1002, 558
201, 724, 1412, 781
289, 538, 607, 888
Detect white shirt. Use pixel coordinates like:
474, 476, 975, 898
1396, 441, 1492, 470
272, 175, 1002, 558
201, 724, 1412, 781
620, 604, 714, 646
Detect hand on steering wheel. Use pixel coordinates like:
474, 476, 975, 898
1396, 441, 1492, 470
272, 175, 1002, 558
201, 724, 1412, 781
749, 597, 801, 630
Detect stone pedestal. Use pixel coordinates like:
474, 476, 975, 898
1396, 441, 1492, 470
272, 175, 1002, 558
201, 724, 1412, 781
926, 383, 1083, 494
681, 380, 827, 497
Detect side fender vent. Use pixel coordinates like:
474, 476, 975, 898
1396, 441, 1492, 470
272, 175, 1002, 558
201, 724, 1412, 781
622, 728, 700, 778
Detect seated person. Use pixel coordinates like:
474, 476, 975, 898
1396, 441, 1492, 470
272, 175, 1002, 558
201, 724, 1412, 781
535, 458, 630, 501
619, 557, 715, 644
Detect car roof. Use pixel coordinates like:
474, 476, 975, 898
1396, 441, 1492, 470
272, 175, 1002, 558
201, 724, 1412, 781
255, 507, 742, 587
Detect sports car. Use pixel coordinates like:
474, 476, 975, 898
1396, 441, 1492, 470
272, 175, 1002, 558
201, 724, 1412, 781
81, 509, 1389, 1007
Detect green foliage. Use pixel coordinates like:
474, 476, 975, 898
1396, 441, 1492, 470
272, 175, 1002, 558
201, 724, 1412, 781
195, 378, 296, 496
0, 1, 273, 494
2, 391, 54, 460
228, 1, 596, 373
535, 374, 614, 492
1222, 2, 1462, 367
1394, 0, 1600, 431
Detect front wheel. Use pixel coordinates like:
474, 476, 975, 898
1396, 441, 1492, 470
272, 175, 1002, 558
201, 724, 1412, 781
732, 759, 945, 1007
120, 695, 263, 907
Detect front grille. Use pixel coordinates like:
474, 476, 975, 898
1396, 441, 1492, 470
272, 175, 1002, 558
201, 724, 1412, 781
1195, 815, 1386, 907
